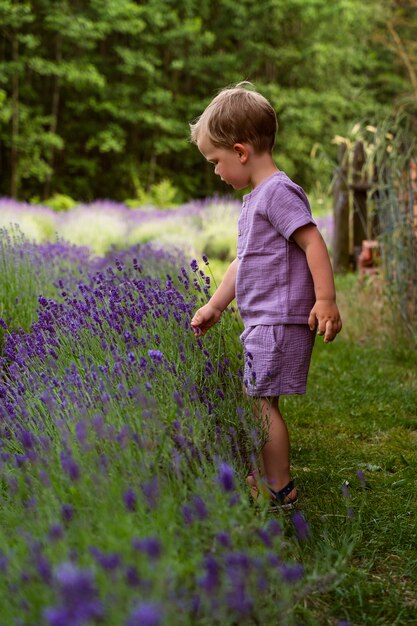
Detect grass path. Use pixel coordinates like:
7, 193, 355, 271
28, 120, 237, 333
285, 274, 417, 625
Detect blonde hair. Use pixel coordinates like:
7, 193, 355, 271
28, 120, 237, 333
189, 82, 277, 154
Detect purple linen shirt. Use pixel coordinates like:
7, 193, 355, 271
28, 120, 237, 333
236, 171, 316, 326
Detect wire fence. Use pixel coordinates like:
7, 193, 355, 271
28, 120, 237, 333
371, 118, 417, 343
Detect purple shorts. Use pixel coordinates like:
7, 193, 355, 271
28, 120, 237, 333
240, 324, 315, 397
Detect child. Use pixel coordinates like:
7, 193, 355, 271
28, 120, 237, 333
189, 83, 342, 510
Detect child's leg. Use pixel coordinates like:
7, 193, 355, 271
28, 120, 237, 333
253, 396, 297, 500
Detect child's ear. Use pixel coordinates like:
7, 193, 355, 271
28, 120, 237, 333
233, 143, 249, 163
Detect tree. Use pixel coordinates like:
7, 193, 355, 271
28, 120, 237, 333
0, 0, 414, 201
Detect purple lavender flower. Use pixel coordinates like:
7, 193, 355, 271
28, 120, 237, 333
226, 582, 253, 616
60, 450, 80, 481
33, 545, 52, 583
141, 477, 159, 509
75, 420, 88, 447
256, 528, 273, 548
356, 469, 366, 487
341, 482, 350, 499
181, 504, 194, 526
89, 547, 121, 572
291, 512, 310, 541
44, 562, 103, 625
173, 391, 184, 408
125, 565, 140, 587
192, 495, 208, 520
216, 532, 231, 548
61, 504, 74, 523
132, 536, 161, 559
48, 524, 64, 542
279, 562, 304, 583
266, 519, 282, 536
123, 488, 137, 512
217, 462, 235, 492
148, 349, 163, 364
198, 553, 220, 593
190, 259, 199, 272
127, 602, 163, 626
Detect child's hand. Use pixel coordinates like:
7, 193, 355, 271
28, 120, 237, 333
308, 300, 342, 343
191, 302, 222, 337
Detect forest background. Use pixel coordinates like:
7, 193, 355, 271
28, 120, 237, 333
1, 0, 416, 205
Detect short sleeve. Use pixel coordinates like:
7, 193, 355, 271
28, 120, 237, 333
266, 181, 316, 240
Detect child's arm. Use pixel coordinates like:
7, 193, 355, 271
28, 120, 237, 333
191, 258, 238, 336
292, 224, 342, 342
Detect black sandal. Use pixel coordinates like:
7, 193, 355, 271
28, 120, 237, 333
267, 479, 298, 512
246, 474, 298, 511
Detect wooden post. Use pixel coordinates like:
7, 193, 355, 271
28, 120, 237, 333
351, 141, 369, 268
332, 142, 350, 273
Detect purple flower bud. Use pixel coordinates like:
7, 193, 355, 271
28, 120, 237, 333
192, 495, 208, 520
226, 582, 253, 616
61, 504, 74, 523
190, 259, 198, 272
123, 488, 137, 512
216, 532, 231, 548
266, 519, 282, 536
356, 469, 366, 487
125, 565, 140, 587
256, 528, 272, 548
0, 551, 8, 573
127, 602, 163, 626
148, 349, 163, 364
341, 482, 350, 498
173, 391, 184, 408
48, 524, 64, 542
75, 420, 88, 446
181, 505, 193, 526
198, 554, 220, 593
141, 477, 159, 509
132, 536, 161, 559
279, 562, 304, 583
291, 512, 310, 541
44, 562, 103, 625
217, 462, 235, 492
60, 451, 80, 482
90, 547, 121, 571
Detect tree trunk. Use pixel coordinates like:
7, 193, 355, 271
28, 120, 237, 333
43, 35, 62, 199
10, 35, 19, 198
352, 140, 368, 268
332, 142, 350, 273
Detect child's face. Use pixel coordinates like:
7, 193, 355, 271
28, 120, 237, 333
197, 135, 250, 190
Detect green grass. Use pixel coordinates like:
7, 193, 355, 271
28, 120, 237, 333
284, 273, 417, 625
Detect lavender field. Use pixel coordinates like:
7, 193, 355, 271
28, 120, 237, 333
0, 200, 358, 626
0, 197, 333, 259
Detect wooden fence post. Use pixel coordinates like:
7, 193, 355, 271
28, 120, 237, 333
351, 140, 370, 268
332, 142, 350, 273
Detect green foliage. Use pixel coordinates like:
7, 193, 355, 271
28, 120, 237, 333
203, 236, 235, 263
0, 0, 413, 200
41, 192, 77, 212
126, 178, 181, 209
